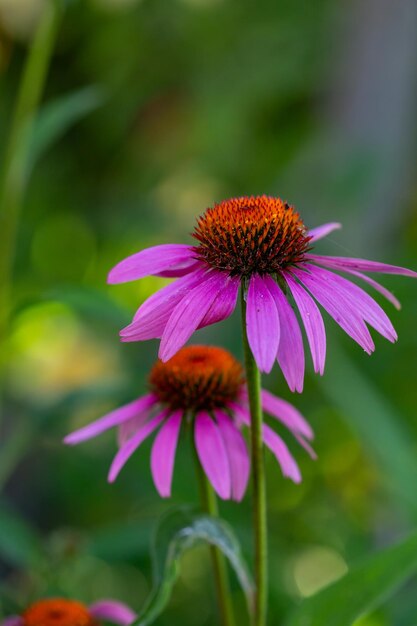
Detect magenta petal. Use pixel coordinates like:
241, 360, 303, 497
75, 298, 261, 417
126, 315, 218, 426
306, 254, 417, 277
246, 275, 280, 373
64, 394, 158, 445
261, 389, 313, 440
107, 244, 195, 284
304, 264, 397, 343
156, 260, 201, 278
120, 268, 207, 341
285, 272, 326, 375
117, 410, 153, 447
1, 618, 23, 626
159, 272, 228, 362
150, 410, 183, 497
215, 410, 250, 501
263, 276, 305, 393
262, 423, 301, 483
308, 222, 342, 242
89, 600, 136, 625
292, 267, 375, 354
198, 275, 240, 328
331, 268, 401, 310
108, 410, 167, 482
195, 411, 231, 500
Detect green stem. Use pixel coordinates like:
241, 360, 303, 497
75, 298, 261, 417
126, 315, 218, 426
194, 448, 236, 626
240, 287, 268, 626
0, 0, 61, 353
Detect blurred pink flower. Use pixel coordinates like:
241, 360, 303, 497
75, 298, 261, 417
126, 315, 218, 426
109, 195, 417, 392
1, 597, 136, 626
65, 346, 314, 501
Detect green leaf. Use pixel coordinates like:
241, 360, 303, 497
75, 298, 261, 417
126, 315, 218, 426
286, 530, 417, 626
0, 500, 43, 567
26, 85, 106, 173
132, 507, 254, 626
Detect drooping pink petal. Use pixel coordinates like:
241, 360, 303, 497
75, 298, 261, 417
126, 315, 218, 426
1, 617, 23, 626
292, 267, 375, 354
120, 268, 207, 341
215, 410, 250, 501
150, 410, 183, 497
159, 271, 230, 362
198, 275, 240, 328
64, 394, 158, 445
329, 268, 401, 310
246, 274, 280, 373
156, 261, 201, 278
232, 405, 302, 483
108, 410, 168, 482
118, 410, 154, 447
306, 254, 417, 277
89, 600, 136, 625
261, 423, 301, 483
308, 222, 342, 242
261, 389, 313, 440
284, 272, 326, 375
107, 244, 196, 284
194, 411, 231, 500
304, 264, 397, 343
263, 276, 305, 393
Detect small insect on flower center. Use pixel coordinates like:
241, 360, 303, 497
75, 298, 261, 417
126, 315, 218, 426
23, 599, 96, 626
193, 195, 311, 277
149, 346, 244, 411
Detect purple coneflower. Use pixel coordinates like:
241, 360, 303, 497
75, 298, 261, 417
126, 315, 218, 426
1, 597, 136, 626
64, 346, 314, 500
108, 195, 416, 392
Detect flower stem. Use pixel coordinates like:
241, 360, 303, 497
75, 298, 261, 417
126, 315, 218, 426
194, 448, 236, 626
240, 287, 268, 626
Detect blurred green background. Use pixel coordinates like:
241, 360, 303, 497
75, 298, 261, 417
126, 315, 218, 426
0, 0, 417, 624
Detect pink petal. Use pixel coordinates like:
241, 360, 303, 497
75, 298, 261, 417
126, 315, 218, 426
108, 410, 167, 482
284, 272, 326, 375
198, 275, 240, 328
246, 275, 280, 373
159, 271, 229, 362
262, 423, 302, 483
306, 254, 417, 277
1, 618, 23, 626
89, 600, 136, 625
215, 410, 250, 502
261, 389, 313, 440
292, 267, 375, 354
107, 244, 195, 284
120, 268, 207, 341
156, 260, 201, 278
308, 222, 342, 242
194, 411, 231, 500
304, 264, 397, 342
233, 406, 302, 483
64, 394, 158, 445
329, 268, 401, 310
150, 410, 183, 497
118, 410, 153, 447
263, 276, 305, 393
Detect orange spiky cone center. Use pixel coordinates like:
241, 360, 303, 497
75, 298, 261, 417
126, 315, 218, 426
22, 599, 96, 626
149, 346, 244, 411
192, 195, 310, 277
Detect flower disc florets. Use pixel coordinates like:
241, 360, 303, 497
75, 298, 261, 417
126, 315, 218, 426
23, 599, 95, 626
192, 195, 311, 278
149, 346, 244, 411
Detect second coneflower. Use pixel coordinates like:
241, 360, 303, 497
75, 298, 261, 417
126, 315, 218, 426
64, 346, 314, 500
108, 195, 417, 391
